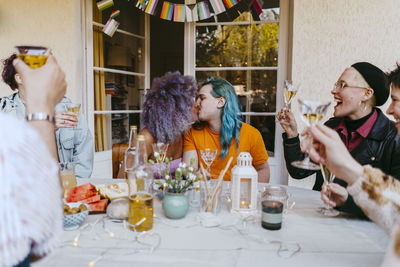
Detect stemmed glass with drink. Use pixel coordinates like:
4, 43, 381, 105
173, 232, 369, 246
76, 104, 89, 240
278, 80, 299, 125
291, 99, 330, 170
200, 148, 218, 178
15, 45, 50, 69
318, 164, 339, 216
152, 142, 169, 177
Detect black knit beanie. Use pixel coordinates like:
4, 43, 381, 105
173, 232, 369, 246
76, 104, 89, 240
351, 62, 389, 106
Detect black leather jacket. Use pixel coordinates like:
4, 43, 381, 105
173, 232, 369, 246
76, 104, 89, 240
283, 108, 400, 217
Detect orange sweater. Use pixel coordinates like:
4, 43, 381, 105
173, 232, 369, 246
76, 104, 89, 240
184, 122, 268, 180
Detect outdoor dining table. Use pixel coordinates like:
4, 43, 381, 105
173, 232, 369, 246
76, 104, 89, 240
33, 178, 389, 267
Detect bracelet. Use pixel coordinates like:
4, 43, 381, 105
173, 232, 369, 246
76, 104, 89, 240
26, 112, 55, 124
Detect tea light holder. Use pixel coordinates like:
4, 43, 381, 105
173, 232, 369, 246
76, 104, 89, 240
231, 152, 258, 214
261, 200, 283, 230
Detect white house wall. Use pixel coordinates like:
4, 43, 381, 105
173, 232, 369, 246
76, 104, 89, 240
291, 0, 400, 124
0, 0, 83, 104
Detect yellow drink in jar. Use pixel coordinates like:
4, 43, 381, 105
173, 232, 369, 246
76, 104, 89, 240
128, 192, 153, 231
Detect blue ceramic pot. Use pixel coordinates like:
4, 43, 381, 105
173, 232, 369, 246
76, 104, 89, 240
162, 192, 189, 219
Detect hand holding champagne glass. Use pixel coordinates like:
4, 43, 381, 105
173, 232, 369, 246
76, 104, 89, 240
291, 99, 330, 170
318, 164, 339, 216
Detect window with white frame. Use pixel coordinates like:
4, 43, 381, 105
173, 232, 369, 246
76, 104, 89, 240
90, 0, 148, 152
194, 2, 281, 157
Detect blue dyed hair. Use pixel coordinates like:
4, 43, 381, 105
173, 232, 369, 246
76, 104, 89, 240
201, 77, 242, 159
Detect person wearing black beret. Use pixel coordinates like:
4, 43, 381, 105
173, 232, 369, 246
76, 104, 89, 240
277, 62, 400, 218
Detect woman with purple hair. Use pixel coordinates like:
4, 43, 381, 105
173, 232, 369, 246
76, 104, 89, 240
139, 71, 198, 177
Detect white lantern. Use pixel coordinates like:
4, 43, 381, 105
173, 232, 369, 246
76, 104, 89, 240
231, 152, 258, 213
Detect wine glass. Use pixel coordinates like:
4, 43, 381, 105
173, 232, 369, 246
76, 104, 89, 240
318, 164, 339, 216
291, 99, 330, 170
278, 80, 299, 125
152, 142, 169, 162
200, 148, 218, 178
152, 142, 169, 177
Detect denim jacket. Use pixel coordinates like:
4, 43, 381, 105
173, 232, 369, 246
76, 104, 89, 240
0, 93, 94, 178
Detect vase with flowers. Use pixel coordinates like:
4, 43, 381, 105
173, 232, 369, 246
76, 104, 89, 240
150, 156, 200, 219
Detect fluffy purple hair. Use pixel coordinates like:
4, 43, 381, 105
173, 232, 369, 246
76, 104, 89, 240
141, 71, 197, 144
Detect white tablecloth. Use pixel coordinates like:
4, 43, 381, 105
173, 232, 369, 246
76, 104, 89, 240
33, 179, 389, 267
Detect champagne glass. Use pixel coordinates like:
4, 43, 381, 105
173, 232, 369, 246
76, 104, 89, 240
200, 148, 218, 178
283, 80, 298, 110
291, 99, 330, 170
278, 80, 299, 124
64, 103, 81, 130
152, 142, 169, 162
152, 142, 169, 178
318, 164, 339, 216
15, 46, 50, 69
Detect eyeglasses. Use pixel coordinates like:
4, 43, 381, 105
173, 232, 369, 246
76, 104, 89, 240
333, 81, 370, 91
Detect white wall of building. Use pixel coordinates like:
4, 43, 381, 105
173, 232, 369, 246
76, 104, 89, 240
0, 0, 84, 103
291, 0, 400, 122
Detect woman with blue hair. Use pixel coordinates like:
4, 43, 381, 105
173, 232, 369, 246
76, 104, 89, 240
183, 77, 270, 182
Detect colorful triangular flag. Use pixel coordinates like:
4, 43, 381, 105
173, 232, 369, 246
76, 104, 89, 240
197, 2, 211, 20
160, 1, 174, 20
173, 4, 186, 22
97, 0, 114, 11
145, 0, 158, 14
209, 0, 226, 14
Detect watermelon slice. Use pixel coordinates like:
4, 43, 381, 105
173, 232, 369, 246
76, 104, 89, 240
65, 183, 97, 203
89, 199, 109, 212
80, 194, 101, 204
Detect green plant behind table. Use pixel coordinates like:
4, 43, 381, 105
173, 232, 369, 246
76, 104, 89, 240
150, 154, 200, 194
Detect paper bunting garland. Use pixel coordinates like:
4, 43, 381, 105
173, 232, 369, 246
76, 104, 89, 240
97, 0, 114, 11
102, 17, 120, 37
131, 0, 244, 22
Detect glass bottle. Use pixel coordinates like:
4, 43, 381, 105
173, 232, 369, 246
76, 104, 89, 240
124, 125, 137, 179
128, 134, 154, 232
